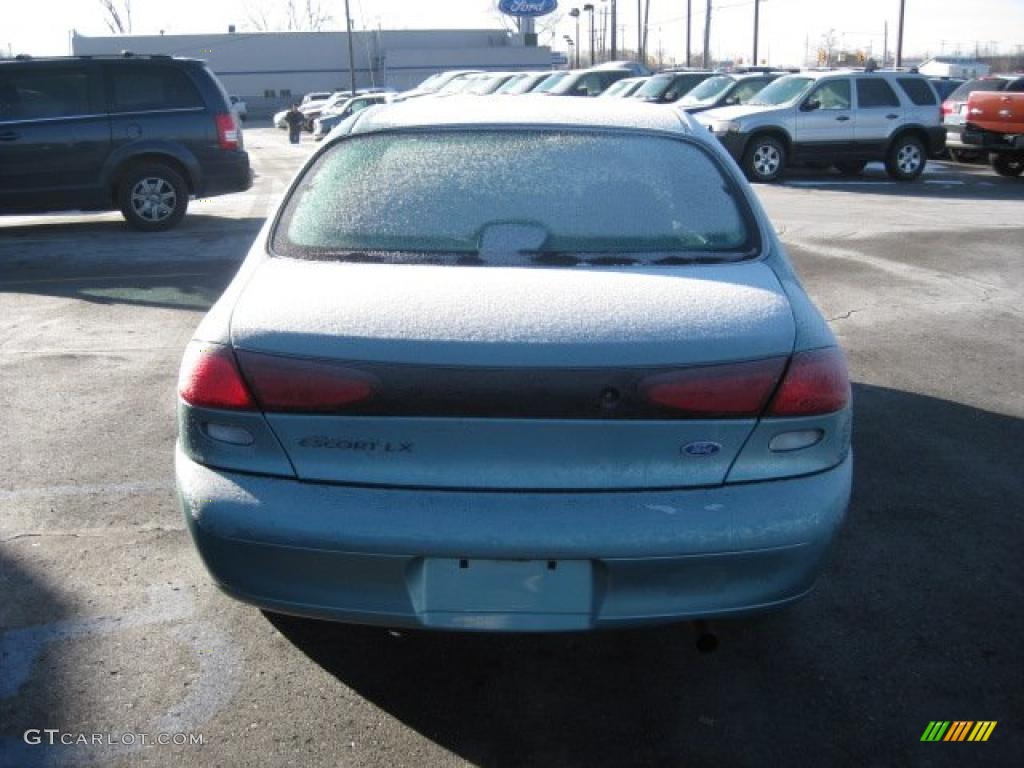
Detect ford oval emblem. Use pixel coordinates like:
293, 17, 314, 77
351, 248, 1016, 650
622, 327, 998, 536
683, 441, 722, 457
498, 0, 559, 18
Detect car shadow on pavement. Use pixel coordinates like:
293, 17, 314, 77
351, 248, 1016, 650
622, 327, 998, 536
774, 162, 1023, 200
1, 214, 269, 311
0, 550, 73, 768
266, 382, 1022, 766
0, 265, 239, 312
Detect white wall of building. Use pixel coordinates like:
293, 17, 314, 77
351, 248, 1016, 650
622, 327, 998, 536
72, 30, 554, 113
918, 57, 990, 79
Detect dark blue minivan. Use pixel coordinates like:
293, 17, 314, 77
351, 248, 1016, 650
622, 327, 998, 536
0, 54, 252, 230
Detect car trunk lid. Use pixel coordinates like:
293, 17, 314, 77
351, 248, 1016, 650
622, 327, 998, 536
229, 259, 795, 489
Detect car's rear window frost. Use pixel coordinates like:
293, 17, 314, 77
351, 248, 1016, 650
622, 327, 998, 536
274, 130, 756, 264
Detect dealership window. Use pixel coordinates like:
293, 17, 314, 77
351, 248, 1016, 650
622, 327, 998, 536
264, 89, 276, 98
279, 89, 292, 97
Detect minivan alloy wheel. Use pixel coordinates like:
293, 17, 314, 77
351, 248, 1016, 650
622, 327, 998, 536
117, 162, 189, 231
130, 177, 177, 222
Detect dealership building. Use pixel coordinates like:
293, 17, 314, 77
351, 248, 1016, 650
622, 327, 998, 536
72, 29, 556, 113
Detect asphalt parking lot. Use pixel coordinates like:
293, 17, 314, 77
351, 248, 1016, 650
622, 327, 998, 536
1, 126, 1021, 767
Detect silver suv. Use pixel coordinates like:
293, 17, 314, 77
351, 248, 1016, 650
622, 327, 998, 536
697, 69, 945, 182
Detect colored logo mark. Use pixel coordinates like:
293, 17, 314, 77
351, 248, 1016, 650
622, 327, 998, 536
920, 721, 997, 742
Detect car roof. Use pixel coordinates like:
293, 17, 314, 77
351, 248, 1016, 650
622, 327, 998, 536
793, 69, 929, 81
351, 95, 695, 136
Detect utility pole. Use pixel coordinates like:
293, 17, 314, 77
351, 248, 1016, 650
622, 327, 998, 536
702, 0, 712, 68
895, 0, 905, 67
883, 20, 888, 67
636, 1, 642, 64
686, 0, 692, 67
642, 0, 650, 65
590, 5, 596, 66
752, 0, 760, 66
610, 0, 617, 59
344, 0, 356, 95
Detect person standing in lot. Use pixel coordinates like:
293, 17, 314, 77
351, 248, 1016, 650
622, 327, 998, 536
284, 104, 305, 145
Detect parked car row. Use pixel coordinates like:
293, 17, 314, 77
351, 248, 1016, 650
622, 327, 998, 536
274, 87, 394, 131
367, 65, 950, 183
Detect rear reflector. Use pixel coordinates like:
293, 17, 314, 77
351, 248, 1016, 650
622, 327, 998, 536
178, 342, 256, 410
215, 112, 240, 150
639, 357, 787, 417
235, 351, 378, 412
766, 347, 850, 417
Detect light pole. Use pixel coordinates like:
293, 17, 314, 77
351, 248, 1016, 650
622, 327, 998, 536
610, 0, 617, 60
583, 4, 595, 67
564, 35, 575, 69
752, 0, 761, 66
895, 0, 906, 67
686, 0, 692, 67
344, 0, 356, 95
569, 8, 581, 68
702, 0, 712, 69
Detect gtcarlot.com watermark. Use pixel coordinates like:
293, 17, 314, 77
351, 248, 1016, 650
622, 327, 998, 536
23, 729, 204, 747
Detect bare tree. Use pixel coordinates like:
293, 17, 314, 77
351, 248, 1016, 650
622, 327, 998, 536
302, 0, 332, 31
244, 0, 332, 32
245, 0, 274, 31
97, 0, 132, 34
820, 28, 838, 66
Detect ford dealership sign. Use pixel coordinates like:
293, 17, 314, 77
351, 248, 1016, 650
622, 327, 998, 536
499, 0, 558, 17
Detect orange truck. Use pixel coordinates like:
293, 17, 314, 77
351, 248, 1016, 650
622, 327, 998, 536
962, 90, 1024, 177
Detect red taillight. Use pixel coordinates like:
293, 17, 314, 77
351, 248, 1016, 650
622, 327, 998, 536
766, 347, 850, 417
215, 112, 240, 150
178, 342, 256, 410
941, 100, 954, 116
639, 357, 787, 417
235, 351, 378, 412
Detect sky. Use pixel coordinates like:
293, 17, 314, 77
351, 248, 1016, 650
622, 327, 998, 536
3, 0, 1023, 67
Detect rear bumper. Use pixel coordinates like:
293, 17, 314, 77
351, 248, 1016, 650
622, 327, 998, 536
177, 447, 852, 631
196, 151, 253, 198
961, 128, 1024, 151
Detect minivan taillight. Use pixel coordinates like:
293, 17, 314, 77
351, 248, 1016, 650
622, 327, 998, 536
766, 347, 850, 417
235, 351, 378, 412
215, 112, 240, 150
639, 357, 787, 417
178, 342, 256, 410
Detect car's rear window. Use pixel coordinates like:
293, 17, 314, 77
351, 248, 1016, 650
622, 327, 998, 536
949, 78, 1007, 100
108, 65, 204, 112
897, 77, 938, 105
273, 130, 758, 266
